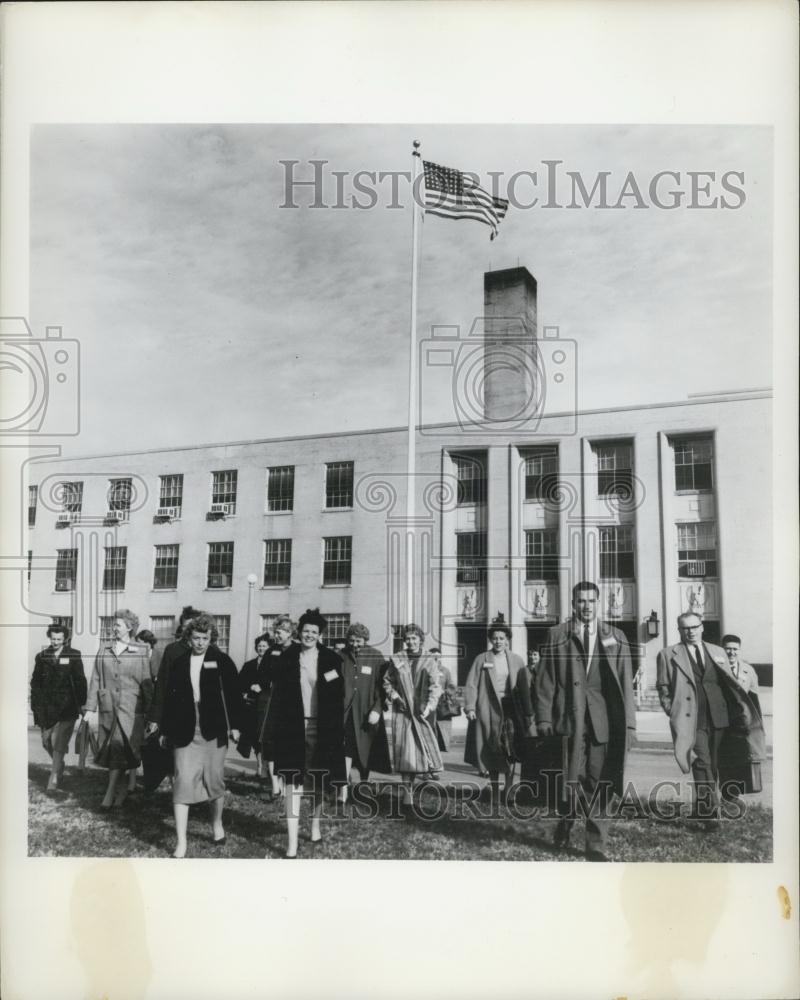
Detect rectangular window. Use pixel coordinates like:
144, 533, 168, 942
153, 544, 180, 590
51, 615, 73, 634
595, 443, 633, 497
211, 615, 230, 653
263, 539, 292, 587
102, 546, 127, 591
108, 478, 133, 512
677, 521, 718, 578
324, 461, 354, 509
60, 481, 84, 513
99, 616, 116, 641
149, 615, 176, 641
28, 486, 38, 527
454, 454, 486, 505
456, 532, 486, 585
260, 614, 279, 637
599, 525, 636, 580
55, 549, 78, 592
267, 466, 295, 512
674, 437, 714, 492
159, 474, 184, 512
323, 613, 351, 644
524, 529, 559, 582
207, 542, 234, 588
211, 470, 238, 513
524, 448, 558, 501
323, 536, 352, 585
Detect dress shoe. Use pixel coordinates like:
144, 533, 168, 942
585, 849, 610, 862
213, 836, 227, 847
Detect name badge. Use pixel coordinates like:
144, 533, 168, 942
360, 665, 372, 675
324, 669, 338, 682
482, 662, 493, 669
601, 636, 617, 648
713, 656, 725, 665
59, 657, 70, 665
204, 661, 218, 670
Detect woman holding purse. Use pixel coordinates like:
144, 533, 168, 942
84, 610, 152, 809
147, 614, 241, 858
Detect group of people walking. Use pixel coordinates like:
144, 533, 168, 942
30, 582, 766, 861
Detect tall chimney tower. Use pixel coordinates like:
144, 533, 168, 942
483, 266, 537, 424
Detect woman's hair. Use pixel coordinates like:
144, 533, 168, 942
113, 608, 139, 636
402, 622, 425, 641
271, 615, 295, 638
254, 633, 271, 650
136, 629, 157, 649
183, 614, 218, 643
487, 612, 511, 640
176, 606, 204, 636
47, 622, 70, 641
298, 607, 327, 633
346, 622, 370, 641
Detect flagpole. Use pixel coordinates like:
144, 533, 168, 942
406, 139, 422, 624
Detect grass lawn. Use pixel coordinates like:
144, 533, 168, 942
28, 761, 773, 862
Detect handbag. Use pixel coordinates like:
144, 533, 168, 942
436, 688, 461, 721
74, 718, 98, 771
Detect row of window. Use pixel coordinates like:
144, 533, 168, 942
453, 437, 714, 505
53, 536, 353, 593
27, 437, 715, 527
27, 462, 355, 527
456, 521, 718, 584
48, 517, 718, 594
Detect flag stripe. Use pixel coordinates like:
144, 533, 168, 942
422, 159, 508, 240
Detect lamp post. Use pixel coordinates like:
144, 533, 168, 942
245, 572, 258, 659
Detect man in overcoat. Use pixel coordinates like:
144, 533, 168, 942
339, 622, 390, 802
656, 614, 765, 827
535, 581, 636, 861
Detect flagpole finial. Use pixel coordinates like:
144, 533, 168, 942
412, 139, 421, 157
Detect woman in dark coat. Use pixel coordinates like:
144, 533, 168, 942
256, 615, 296, 799
270, 608, 345, 858
30, 623, 87, 791
147, 614, 242, 858
84, 609, 153, 809
237, 633, 270, 776
464, 615, 536, 804
339, 621, 391, 803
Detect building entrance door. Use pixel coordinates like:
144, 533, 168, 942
455, 624, 488, 686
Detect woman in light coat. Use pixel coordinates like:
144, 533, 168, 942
464, 615, 535, 803
382, 623, 442, 806
84, 609, 153, 809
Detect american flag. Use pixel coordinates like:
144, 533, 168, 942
422, 160, 509, 240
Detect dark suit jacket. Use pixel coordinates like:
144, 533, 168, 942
535, 620, 636, 797
30, 645, 87, 728
153, 645, 242, 748
271, 643, 345, 785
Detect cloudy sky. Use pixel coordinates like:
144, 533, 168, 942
30, 124, 772, 457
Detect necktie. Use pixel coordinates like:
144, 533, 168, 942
693, 645, 704, 674
583, 625, 591, 666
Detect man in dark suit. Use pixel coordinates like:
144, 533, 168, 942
656, 613, 765, 829
535, 581, 636, 861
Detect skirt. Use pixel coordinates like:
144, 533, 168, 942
173, 724, 226, 805
41, 718, 76, 756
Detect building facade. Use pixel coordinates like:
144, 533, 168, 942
25, 268, 772, 689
